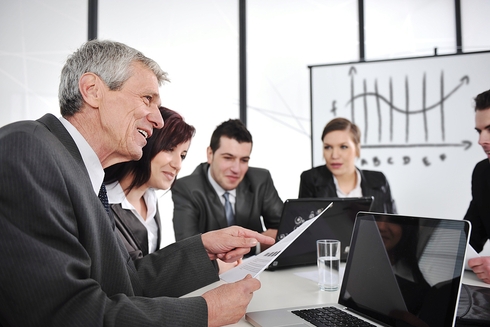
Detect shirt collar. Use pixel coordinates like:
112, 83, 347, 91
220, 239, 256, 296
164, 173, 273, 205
332, 168, 362, 197
58, 116, 104, 195
106, 181, 126, 204
105, 181, 158, 221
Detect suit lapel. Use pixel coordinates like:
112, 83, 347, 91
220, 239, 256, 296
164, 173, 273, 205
154, 207, 162, 249
37, 114, 84, 167
112, 204, 148, 254
37, 114, 116, 228
359, 169, 384, 201
235, 178, 253, 227
319, 166, 338, 197
199, 163, 230, 229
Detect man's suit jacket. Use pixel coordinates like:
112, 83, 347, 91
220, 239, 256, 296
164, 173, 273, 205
172, 162, 283, 241
298, 165, 397, 214
111, 203, 162, 261
464, 159, 490, 253
0, 114, 218, 326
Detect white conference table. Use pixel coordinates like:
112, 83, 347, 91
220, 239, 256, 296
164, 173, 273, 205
183, 264, 490, 327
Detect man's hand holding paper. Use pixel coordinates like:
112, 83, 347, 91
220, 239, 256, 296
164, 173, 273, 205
220, 203, 333, 283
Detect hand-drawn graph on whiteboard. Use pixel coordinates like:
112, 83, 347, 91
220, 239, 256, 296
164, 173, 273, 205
309, 51, 490, 168
343, 67, 468, 146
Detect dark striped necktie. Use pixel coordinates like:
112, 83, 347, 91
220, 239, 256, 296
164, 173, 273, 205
98, 183, 110, 215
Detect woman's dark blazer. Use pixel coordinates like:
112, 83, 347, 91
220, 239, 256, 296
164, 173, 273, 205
298, 165, 397, 214
111, 203, 162, 261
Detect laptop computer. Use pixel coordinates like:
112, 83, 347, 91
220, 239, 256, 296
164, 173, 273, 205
267, 197, 373, 270
247, 212, 471, 327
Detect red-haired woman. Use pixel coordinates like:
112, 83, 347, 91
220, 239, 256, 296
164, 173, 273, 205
104, 107, 195, 260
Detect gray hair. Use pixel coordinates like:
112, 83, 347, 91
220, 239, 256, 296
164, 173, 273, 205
59, 40, 169, 116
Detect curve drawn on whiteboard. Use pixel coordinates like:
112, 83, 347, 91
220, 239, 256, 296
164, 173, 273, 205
339, 67, 470, 147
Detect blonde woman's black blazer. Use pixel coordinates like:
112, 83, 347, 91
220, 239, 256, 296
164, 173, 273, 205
298, 165, 397, 214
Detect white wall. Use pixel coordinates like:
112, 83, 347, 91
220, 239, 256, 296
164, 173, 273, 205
0, 0, 87, 124
1, 0, 490, 254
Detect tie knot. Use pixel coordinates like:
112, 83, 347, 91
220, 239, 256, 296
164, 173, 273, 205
223, 191, 230, 201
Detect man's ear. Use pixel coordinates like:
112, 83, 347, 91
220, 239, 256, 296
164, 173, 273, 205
79, 73, 100, 108
206, 146, 213, 164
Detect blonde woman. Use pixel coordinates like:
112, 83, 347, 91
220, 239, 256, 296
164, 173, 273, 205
299, 117, 396, 213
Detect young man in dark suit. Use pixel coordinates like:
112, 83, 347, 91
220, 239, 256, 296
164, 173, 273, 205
0, 40, 273, 327
465, 88, 490, 285
172, 119, 283, 254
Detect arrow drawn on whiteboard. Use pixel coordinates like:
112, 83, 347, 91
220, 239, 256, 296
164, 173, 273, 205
361, 140, 472, 150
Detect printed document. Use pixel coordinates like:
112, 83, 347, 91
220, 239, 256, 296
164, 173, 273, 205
220, 202, 333, 283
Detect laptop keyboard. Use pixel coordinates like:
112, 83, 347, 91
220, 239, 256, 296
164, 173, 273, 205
292, 306, 375, 327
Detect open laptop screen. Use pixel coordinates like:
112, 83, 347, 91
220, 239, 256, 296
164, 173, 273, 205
339, 212, 470, 327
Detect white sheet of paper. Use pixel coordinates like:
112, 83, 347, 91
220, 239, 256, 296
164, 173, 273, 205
219, 202, 333, 283
465, 244, 481, 270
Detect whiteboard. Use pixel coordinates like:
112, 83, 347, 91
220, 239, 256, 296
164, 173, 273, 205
309, 51, 490, 219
